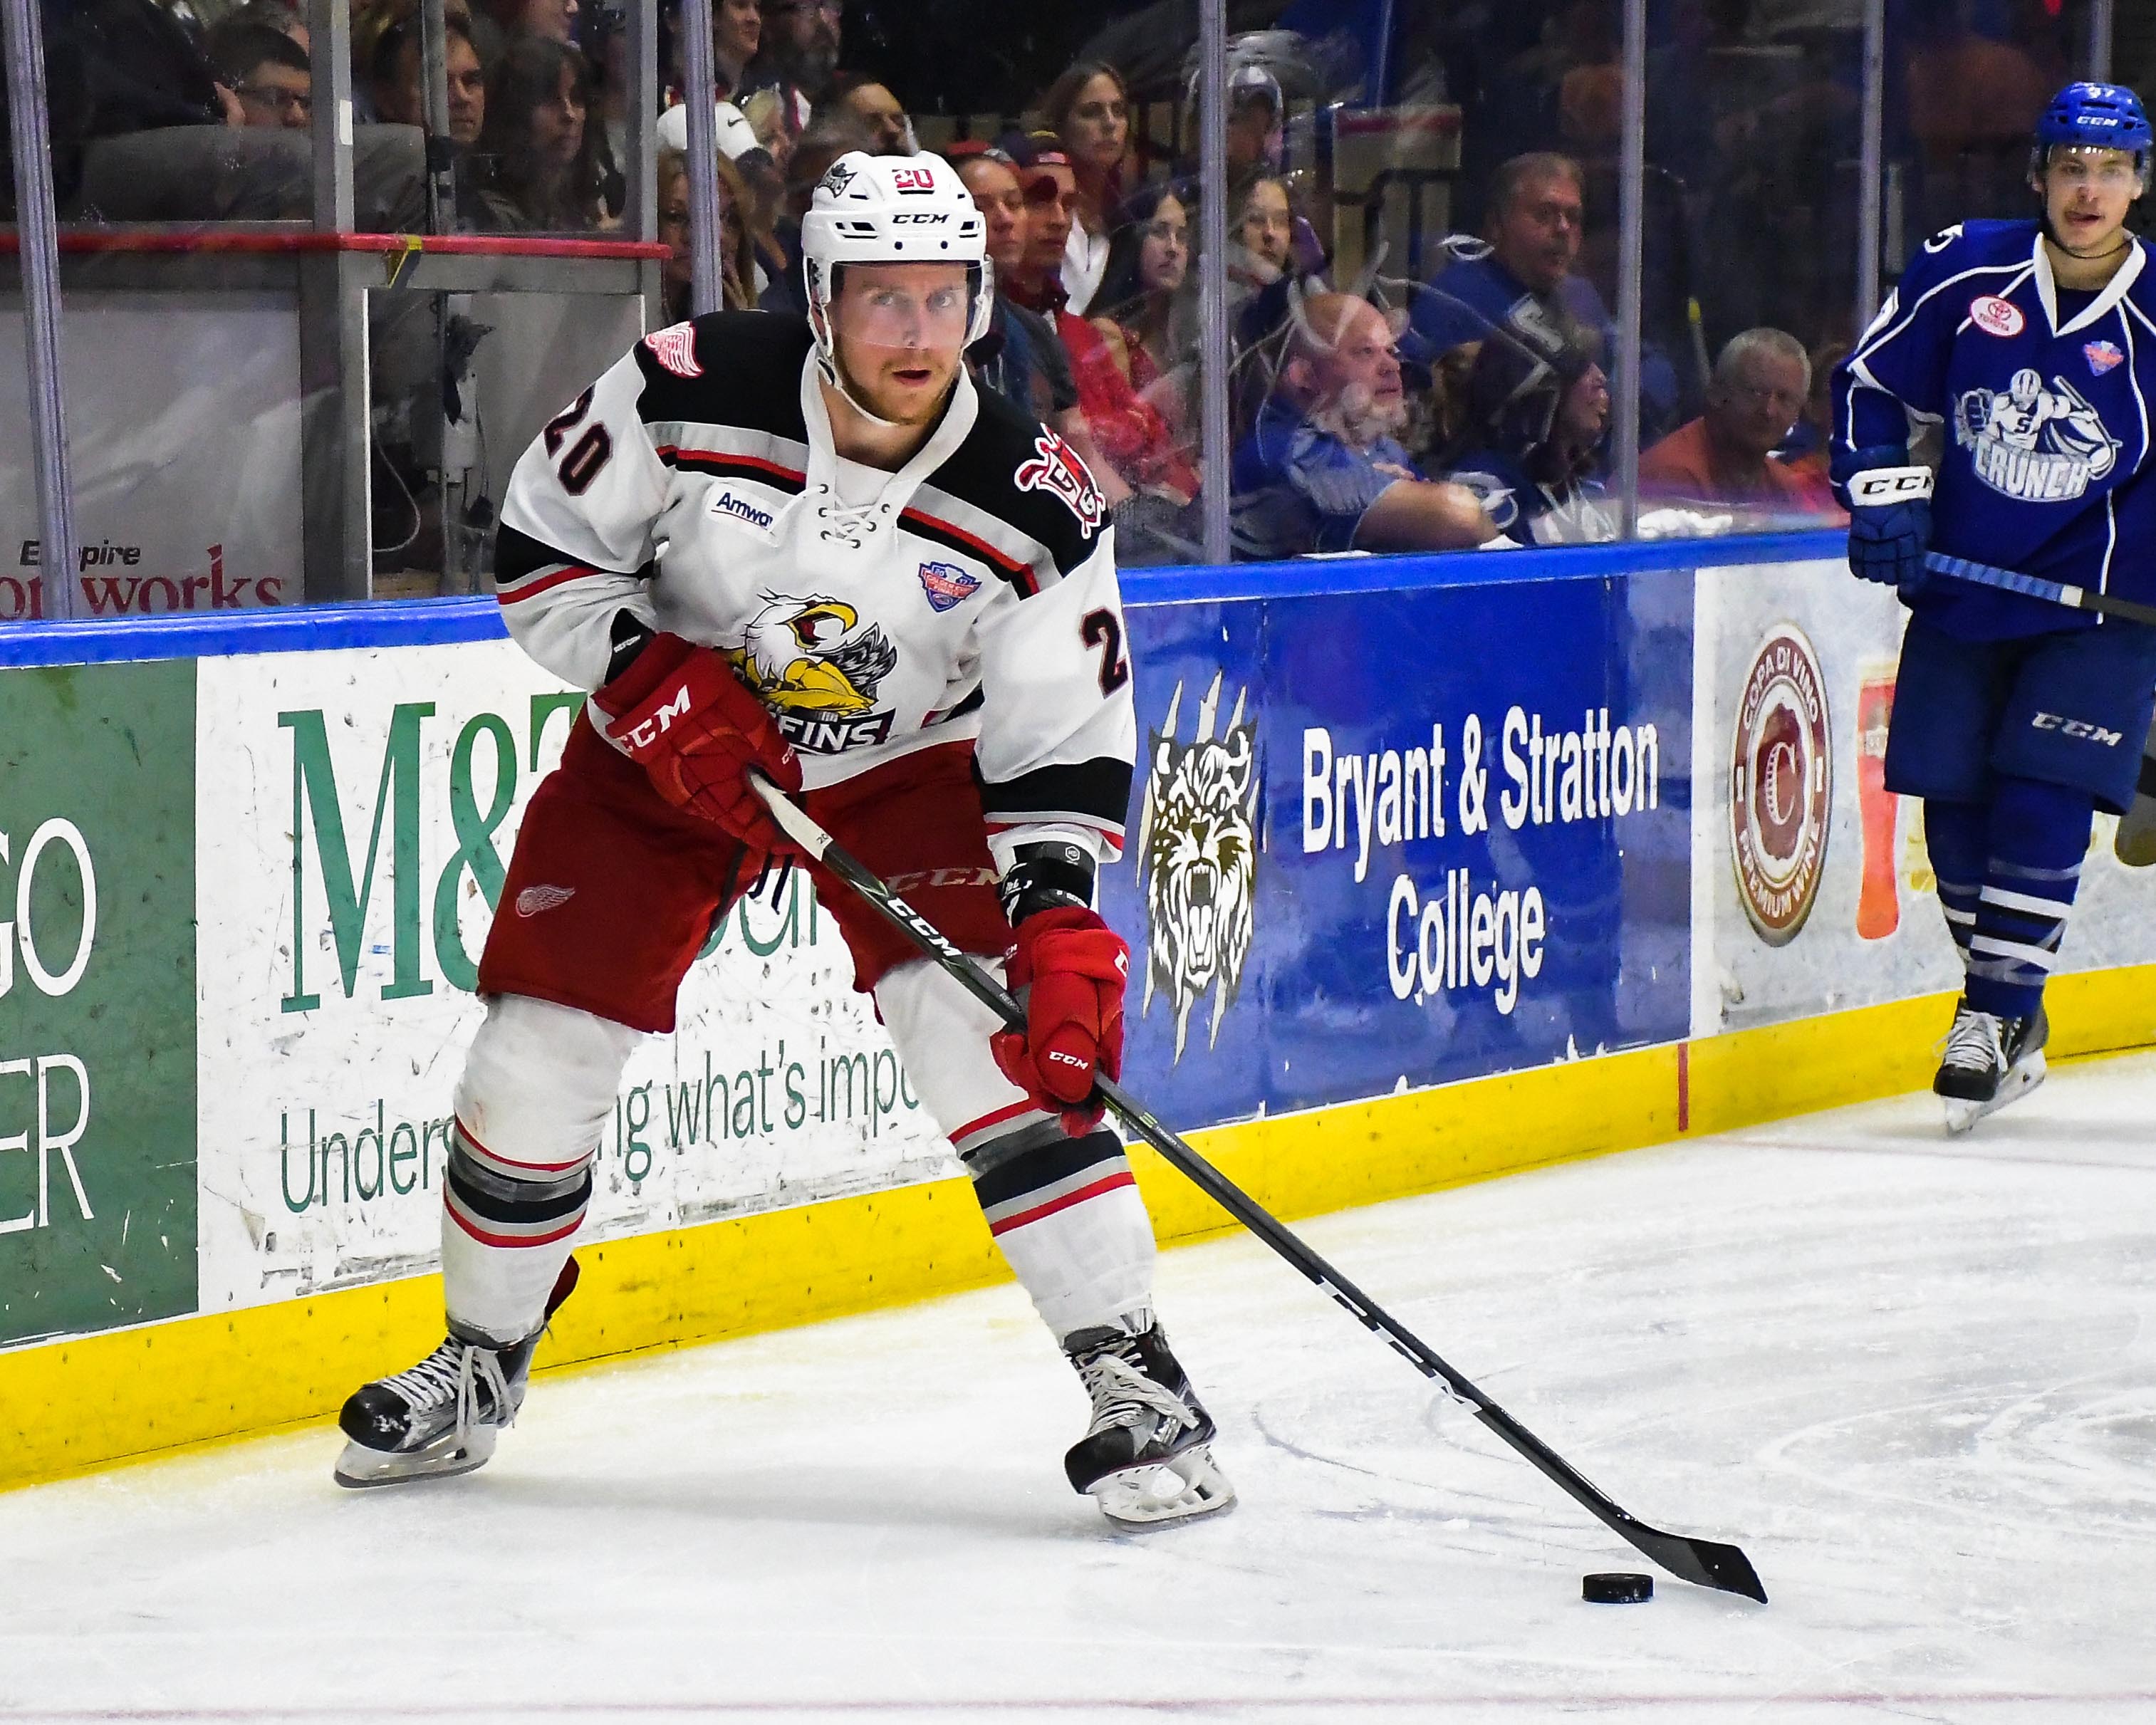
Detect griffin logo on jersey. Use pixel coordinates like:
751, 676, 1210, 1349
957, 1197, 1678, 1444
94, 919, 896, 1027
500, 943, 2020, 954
726, 593, 900, 753
1955, 368, 2119, 501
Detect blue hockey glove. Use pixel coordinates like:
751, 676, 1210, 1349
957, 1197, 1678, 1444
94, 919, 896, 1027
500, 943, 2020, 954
1833, 446, 1933, 592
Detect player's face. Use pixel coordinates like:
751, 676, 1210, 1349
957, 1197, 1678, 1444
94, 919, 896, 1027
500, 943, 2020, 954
1494, 172, 1583, 293
959, 160, 1027, 273
831, 263, 974, 425
2040, 147, 2142, 254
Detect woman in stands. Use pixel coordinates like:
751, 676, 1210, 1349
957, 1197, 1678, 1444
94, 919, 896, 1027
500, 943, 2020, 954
654, 148, 769, 320
1442, 323, 1616, 546
474, 34, 608, 231
1089, 180, 1199, 449
1044, 59, 1137, 316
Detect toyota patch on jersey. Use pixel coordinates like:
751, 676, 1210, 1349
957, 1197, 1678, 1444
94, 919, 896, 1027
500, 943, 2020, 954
918, 560, 981, 612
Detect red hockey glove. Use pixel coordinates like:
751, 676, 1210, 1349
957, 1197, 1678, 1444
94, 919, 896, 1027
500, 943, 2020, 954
991, 906, 1128, 1137
592, 632, 803, 853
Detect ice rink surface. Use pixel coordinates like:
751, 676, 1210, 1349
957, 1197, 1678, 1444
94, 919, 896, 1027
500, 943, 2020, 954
5, 1052, 2154, 1725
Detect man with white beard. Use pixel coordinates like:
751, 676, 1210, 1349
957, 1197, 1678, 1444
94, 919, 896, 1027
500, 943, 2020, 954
1231, 292, 1496, 559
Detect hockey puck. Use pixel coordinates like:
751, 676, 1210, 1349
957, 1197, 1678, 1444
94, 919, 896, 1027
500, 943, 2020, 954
1582, 1572, 1654, 1603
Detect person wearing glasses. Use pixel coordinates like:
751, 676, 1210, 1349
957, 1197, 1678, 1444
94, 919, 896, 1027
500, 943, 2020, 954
204, 21, 312, 130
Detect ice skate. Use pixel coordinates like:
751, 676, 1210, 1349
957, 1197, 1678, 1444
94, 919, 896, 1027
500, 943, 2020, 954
1063, 1322, 1235, 1528
1935, 1000, 2048, 1135
333, 1261, 578, 1487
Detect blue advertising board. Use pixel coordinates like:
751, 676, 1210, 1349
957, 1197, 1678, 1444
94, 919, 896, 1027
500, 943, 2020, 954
1111, 566, 1694, 1130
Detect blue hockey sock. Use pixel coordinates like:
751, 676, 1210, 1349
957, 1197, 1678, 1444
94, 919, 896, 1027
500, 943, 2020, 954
1922, 798, 1986, 969
1964, 776, 2094, 1021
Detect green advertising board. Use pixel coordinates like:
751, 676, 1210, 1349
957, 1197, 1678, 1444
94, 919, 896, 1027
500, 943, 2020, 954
0, 662, 198, 1345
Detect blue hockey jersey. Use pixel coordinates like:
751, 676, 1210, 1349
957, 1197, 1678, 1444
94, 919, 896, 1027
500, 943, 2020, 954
1833, 219, 2156, 637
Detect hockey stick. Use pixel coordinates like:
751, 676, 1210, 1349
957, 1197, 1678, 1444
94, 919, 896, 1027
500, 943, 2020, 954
1923, 551, 2156, 628
748, 776, 1768, 1602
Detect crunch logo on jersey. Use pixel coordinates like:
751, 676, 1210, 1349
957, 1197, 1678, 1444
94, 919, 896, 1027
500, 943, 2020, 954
1955, 368, 2120, 503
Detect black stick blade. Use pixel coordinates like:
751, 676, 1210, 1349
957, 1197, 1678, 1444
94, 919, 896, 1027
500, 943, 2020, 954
1627, 1528, 1767, 1602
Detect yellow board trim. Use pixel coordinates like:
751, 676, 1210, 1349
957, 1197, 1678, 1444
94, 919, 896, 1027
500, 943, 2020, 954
6, 963, 2152, 1491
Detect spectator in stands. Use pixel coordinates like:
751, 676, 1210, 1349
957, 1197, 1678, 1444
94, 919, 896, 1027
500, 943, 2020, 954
756, 107, 876, 313
1638, 328, 1840, 518
1444, 325, 1616, 546
1089, 179, 1197, 452
472, 34, 606, 231
833, 73, 916, 156
1043, 60, 1135, 315
655, 147, 763, 318
1004, 135, 1197, 506
205, 22, 312, 130
478, 0, 578, 46
1233, 292, 1497, 559
740, 0, 840, 145
950, 143, 1083, 427
229, 0, 308, 57
1407, 154, 1597, 362
705, 0, 763, 101
370, 16, 487, 145
1226, 62, 1283, 179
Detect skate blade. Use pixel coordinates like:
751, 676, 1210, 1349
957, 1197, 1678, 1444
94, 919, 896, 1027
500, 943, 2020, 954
333, 1424, 499, 1489
1943, 1051, 2048, 1136
1091, 1445, 1236, 1529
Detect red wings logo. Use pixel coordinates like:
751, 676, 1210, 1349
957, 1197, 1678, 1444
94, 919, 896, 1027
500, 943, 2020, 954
643, 323, 702, 379
890, 167, 937, 194
1014, 430, 1105, 538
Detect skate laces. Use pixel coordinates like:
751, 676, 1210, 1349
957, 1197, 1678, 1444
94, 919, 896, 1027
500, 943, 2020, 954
1940, 1006, 2005, 1073
1076, 1339, 1197, 1437
380, 1336, 512, 1432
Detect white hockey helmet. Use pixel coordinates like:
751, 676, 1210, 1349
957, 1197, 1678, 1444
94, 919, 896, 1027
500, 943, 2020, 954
801, 152, 995, 405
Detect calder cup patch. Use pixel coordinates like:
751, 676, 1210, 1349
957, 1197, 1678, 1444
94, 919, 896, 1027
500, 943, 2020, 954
917, 560, 981, 613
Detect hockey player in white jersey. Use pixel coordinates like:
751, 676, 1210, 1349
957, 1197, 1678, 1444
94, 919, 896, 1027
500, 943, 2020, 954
332, 151, 1234, 1527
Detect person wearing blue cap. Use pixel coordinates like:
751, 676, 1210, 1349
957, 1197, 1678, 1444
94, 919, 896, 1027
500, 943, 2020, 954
1828, 83, 2156, 1132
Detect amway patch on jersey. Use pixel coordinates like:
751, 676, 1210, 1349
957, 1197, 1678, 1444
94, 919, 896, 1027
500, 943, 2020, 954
645, 323, 703, 379
712, 489, 779, 538
1015, 429, 1105, 538
917, 560, 981, 612
1969, 296, 2026, 338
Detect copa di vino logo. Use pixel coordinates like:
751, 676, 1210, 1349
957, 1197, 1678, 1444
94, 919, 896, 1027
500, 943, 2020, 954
1731, 626, 1832, 945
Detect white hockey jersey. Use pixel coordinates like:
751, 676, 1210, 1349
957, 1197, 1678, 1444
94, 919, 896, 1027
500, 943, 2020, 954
494, 313, 1137, 859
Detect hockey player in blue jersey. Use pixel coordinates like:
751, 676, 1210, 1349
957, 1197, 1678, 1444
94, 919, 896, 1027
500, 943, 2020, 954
1830, 81, 2156, 1131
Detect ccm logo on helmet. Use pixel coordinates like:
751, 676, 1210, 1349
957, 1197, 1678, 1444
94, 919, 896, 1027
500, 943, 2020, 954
623, 686, 693, 750
889, 212, 952, 225
2032, 712, 2124, 746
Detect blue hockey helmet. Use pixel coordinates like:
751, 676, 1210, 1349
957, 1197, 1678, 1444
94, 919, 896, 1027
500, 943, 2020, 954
2033, 81, 2152, 166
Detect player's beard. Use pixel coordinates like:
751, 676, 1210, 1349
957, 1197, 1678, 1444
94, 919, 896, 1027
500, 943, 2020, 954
835, 344, 957, 428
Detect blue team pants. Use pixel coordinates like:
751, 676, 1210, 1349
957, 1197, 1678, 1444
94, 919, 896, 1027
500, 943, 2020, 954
1885, 617, 2156, 1020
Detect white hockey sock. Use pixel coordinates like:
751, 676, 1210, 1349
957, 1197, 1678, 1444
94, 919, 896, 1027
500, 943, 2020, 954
970, 1125, 1156, 1340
